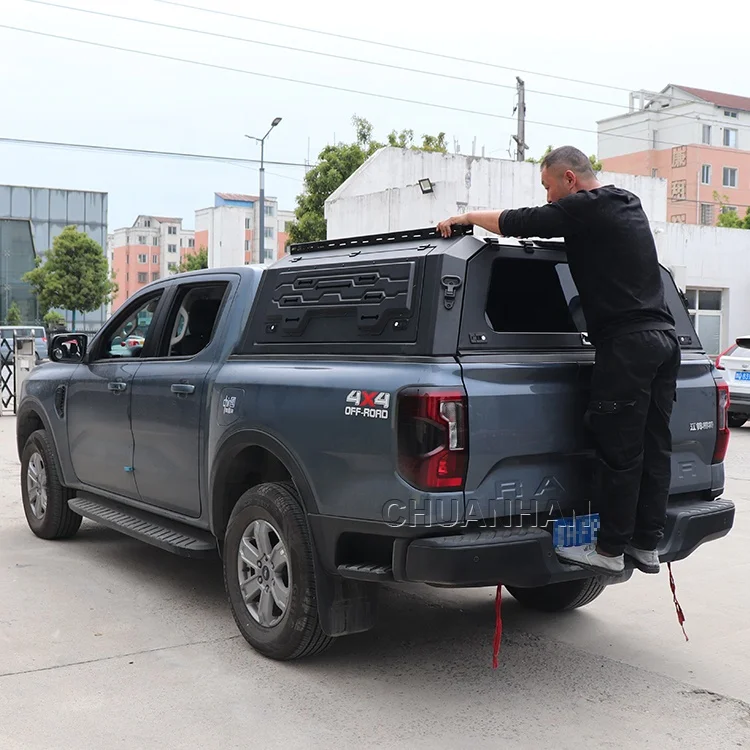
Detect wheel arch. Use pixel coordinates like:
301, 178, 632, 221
209, 429, 319, 543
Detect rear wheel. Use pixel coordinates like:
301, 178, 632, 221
506, 578, 606, 612
729, 414, 748, 428
21, 429, 82, 539
223, 481, 333, 661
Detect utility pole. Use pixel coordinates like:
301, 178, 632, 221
245, 116, 282, 263
512, 76, 527, 161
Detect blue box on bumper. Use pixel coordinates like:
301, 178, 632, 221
403, 498, 735, 588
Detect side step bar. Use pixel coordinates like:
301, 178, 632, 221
69, 495, 217, 559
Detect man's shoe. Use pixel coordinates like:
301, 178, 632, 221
556, 544, 625, 575
624, 544, 660, 574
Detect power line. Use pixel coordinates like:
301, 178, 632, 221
27, 0, 637, 113
148, 0, 652, 99
0, 23, 727, 153
150, 0, 722, 114
0, 136, 308, 168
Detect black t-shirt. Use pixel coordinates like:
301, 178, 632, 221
499, 185, 675, 345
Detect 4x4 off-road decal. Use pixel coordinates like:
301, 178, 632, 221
345, 390, 390, 419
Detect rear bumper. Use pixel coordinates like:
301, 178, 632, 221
729, 391, 750, 411
401, 497, 735, 588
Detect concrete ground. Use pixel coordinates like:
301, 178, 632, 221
0, 413, 749, 749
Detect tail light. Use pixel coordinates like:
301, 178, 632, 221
396, 387, 468, 491
713, 380, 730, 463
715, 345, 736, 371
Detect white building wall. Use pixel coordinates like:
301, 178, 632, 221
325, 148, 667, 239
653, 222, 750, 352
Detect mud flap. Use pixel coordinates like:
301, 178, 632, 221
312, 548, 379, 637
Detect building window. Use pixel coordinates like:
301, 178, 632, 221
152, 254, 158, 264
153, 237, 159, 246
144, 219, 151, 227
670, 179, 687, 200
168, 244, 177, 253
151, 272, 160, 281
188, 238, 195, 248
138, 235, 146, 244
126, 255, 130, 265
700, 203, 713, 225
724, 128, 738, 148
264, 205, 274, 216
724, 110, 738, 119
652, 130, 658, 148
168, 262, 177, 270
723, 167, 738, 188
685, 288, 723, 356
168, 226, 177, 235
244, 240, 250, 252
137, 272, 148, 283
702, 124, 711, 144
701, 164, 711, 184
245, 218, 251, 229
721, 205, 738, 215
651, 168, 658, 178
264, 227, 274, 238
137, 254, 147, 263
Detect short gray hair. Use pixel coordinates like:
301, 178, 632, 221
540, 146, 595, 176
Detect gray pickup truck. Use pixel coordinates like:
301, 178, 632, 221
16, 226, 735, 661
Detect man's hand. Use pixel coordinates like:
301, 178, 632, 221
436, 214, 471, 238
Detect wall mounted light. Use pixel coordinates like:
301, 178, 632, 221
418, 178, 434, 194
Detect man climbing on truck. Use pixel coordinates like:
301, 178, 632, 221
437, 145, 681, 577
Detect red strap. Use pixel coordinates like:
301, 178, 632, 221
492, 584, 503, 668
667, 562, 689, 642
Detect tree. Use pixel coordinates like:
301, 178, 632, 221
22, 225, 117, 331
5, 301, 22, 326
713, 191, 750, 229
287, 115, 448, 244
43, 310, 66, 331
526, 144, 603, 172
176, 247, 208, 273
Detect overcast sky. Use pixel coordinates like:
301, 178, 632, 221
1, 0, 748, 232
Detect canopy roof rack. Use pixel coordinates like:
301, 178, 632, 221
288, 225, 565, 255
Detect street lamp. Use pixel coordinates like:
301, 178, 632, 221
245, 116, 282, 264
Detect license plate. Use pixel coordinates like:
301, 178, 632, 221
552, 513, 600, 548
735, 371, 750, 381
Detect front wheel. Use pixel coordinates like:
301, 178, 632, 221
506, 578, 606, 612
20, 429, 82, 539
223, 481, 333, 661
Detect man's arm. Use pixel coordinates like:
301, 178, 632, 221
437, 200, 583, 239
436, 211, 502, 237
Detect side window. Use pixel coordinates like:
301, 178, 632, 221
100, 293, 163, 359
158, 282, 228, 358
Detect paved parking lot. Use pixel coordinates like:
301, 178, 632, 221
1, 413, 749, 749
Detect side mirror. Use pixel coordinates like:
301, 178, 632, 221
49, 333, 88, 363
736, 337, 750, 350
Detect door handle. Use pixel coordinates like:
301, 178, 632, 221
108, 381, 127, 392
171, 383, 195, 395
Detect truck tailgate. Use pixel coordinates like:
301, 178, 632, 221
459, 352, 722, 524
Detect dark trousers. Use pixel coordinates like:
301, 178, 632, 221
585, 329, 681, 556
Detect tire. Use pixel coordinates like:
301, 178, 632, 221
20, 429, 82, 539
223, 481, 333, 661
729, 414, 748, 428
506, 578, 607, 612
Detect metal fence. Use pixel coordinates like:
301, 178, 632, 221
0, 336, 14, 413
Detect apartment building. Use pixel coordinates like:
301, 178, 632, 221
109, 215, 195, 312
194, 193, 292, 268
598, 84, 750, 225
